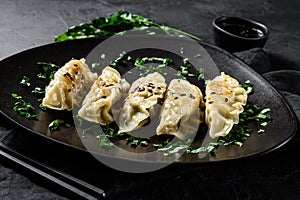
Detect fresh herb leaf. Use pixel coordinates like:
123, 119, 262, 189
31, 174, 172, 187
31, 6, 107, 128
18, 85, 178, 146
55, 10, 201, 42
176, 58, 205, 80
196, 68, 205, 81
11, 93, 37, 119
186, 144, 216, 154
91, 62, 100, 69
243, 80, 253, 94
153, 143, 163, 148
133, 56, 173, 77
100, 53, 106, 60
31, 87, 45, 95
49, 119, 64, 131
37, 62, 61, 80
38, 98, 47, 111
74, 115, 83, 128
97, 135, 114, 149
180, 47, 184, 54
126, 136, 150, 147
131, 139, 139, 147
49, 119, 72, 131
20, 76, 30, 87
109, 51, 127, 67
156, 139, 193, 156
96, 126, 115, 149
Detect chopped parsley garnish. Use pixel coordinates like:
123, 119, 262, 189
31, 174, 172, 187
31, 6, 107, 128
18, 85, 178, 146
109, 51, 127, 67
243, 80, 253, 94
155, 139, 192, 156
196, 68, 205, 81
37, 98, 47, 111
97, 134, 114, 149
91, 62, 100, 69
100, 53, 106, 60
176, 58, 205, 80
20, 76, 30, 87
180, 47, 184, 54
134, 57, 173, 77
37, 62, 61, 80
49, 119, 71, 131
126, 136, 150, 147
11, 93, 37, 119
31, 87, 45, 95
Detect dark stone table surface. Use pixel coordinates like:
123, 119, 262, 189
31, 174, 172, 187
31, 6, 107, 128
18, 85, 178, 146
0, 0, 299, 199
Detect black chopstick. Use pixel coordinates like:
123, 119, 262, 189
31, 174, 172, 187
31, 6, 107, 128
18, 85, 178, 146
0, 143, 105, 199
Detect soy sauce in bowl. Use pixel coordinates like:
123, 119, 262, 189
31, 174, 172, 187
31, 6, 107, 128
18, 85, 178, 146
220, 22, 265, 38
213, 16, 269, 52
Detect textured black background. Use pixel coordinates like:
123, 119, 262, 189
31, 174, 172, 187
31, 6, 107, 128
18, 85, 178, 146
0, 0, 300, 199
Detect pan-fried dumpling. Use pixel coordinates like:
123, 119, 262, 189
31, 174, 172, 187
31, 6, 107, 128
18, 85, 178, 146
118, 72, 167, 133
156, 79, 204, 140
205, 72, 247, 139
78, 66, 130, 125
42, 58, 97, 111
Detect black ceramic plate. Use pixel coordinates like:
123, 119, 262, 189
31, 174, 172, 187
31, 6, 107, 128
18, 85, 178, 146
0, 38, 297, 163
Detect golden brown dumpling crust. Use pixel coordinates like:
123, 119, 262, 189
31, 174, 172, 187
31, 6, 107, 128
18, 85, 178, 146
156, 79, 204, 140
78, 66, 130, 125
42, 58, 97, 111
118, 72, 167, 133
205, 72, 247, 139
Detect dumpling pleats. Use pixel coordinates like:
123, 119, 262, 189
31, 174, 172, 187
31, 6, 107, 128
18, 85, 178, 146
156, 79, 204, 140
42, 58, 97, 111
118, 72, 167, 133
205, 72, 247, 139
78, 66, 130, 125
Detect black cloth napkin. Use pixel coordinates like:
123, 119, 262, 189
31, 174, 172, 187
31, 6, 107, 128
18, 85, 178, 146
234, 48, 300, 122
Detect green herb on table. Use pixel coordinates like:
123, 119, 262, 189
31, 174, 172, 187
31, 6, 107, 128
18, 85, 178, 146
49, 119, 71, 131
20, 76, 31, 87
11, 93, 37, 119
55, 10, 201, 42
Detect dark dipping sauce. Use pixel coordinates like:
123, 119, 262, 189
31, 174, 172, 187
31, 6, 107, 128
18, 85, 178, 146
220, 22, 264, 38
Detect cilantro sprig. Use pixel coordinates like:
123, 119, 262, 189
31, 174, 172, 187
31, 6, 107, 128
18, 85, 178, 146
55, 10, 201, 42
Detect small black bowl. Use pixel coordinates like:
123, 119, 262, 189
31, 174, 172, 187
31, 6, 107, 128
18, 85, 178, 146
213, 16, 269, 52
